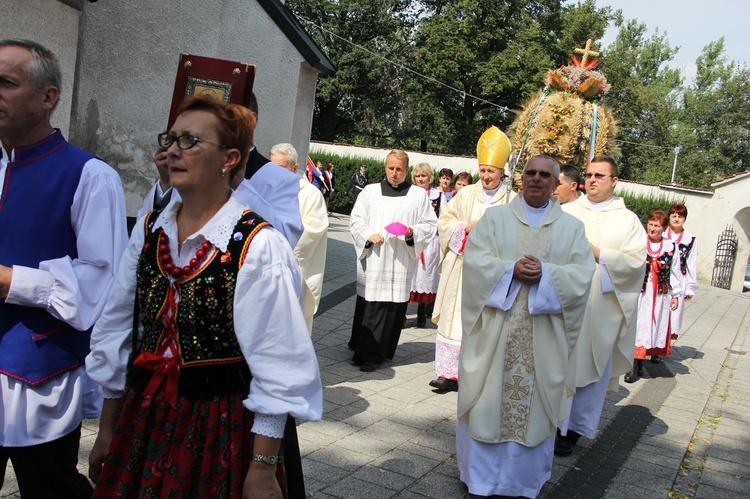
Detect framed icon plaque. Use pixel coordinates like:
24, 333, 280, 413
167, 53, 256, 130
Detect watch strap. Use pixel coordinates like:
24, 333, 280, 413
251, 454, 281, 465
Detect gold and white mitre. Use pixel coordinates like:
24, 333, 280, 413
476, 126, 511, 170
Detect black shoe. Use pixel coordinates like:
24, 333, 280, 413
650, 355, 660, 364
350, 357, 362, 366
360, 362, 380, 372
429, 377, 458, 392
625, 359, 639, 383
555, 439, 573, 456
554, 429, 580, 457
637, 359, 644, 376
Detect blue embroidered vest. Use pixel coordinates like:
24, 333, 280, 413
0, 130, 95, 384
128, 209, 269, 398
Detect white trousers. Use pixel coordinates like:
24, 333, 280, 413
559, 354, 613, 439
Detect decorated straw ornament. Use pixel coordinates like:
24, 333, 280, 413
509, 39, 618, 169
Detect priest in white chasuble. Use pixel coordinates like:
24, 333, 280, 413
555, 156, 646, 457
457, 156, 595, 498
348, 150, 438, 372
430, 126, 515, 393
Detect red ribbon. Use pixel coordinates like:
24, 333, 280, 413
133, 285, 180, 408
647, 253, 663, 324
133, 351, 180, 408
459, 233, 469, 254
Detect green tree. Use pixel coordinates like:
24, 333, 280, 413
599, 19, 682, 183
405, 0, 614, 154
674, 38, 750, 187
286, 0, 415, 145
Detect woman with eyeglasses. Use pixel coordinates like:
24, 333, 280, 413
86, 95, 322, 498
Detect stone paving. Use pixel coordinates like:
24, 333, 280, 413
3, 213, 749, 498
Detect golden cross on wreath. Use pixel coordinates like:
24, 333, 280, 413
574, 39, 600, 66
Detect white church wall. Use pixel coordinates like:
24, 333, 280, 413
310, 142, 479, 174
1, 0, 81, 138
70, 1, 315, 215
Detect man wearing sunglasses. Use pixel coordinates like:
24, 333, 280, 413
457, 155, 595, 498
556, 156, 646, 456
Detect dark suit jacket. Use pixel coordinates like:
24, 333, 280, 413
244, 147, 270, 180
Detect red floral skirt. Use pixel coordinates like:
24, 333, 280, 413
93, 387, 287, 498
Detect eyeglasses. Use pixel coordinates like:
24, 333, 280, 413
584, 172, 614, 180
158, 133, 228, 150
523, 169, 556, 179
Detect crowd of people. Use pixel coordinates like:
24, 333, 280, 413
1, 39, 700, 498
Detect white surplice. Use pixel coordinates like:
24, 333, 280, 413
349, 182, 437, 303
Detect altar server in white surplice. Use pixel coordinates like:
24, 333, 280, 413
348, 150, 437, 372
269, 143, 329, 333
457, 156, 595, 498
555, 155, 646, 457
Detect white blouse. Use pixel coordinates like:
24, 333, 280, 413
86, 194, 323, 438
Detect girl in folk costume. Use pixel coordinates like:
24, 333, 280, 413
666, 203, 698, 336
86, 96, 322, 497
438, 168, 456, 202
431, 126, 515, 393
626, 210, 682, 383
409, 163, 444, 327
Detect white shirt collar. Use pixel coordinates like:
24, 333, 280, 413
588, 196, 616, 211
153, 193, 246, 253
520, 195, 553, 228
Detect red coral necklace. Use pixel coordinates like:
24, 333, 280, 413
158, 231, 212, 279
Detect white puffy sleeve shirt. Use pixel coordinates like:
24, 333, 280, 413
86, 194, 323, 438
1, 154, 128, 446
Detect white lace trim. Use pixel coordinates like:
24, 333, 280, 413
251, 413, 287, 439
448, 222, 468, 254
435, 334, 461, 379
152, 194, 247, 253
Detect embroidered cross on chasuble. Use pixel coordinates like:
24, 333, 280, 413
499, 223, 552, 442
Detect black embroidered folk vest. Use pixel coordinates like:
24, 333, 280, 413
128, 209, 269, 398
642, 249, 674, 295
678, 238, 695, 276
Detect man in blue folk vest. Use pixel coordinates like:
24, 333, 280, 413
0, 39, 127, 497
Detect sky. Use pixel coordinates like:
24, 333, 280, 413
593, 0, 748, 81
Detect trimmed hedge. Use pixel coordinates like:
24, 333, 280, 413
312, 151, 681, 225
619, 191, 684, 228
310, 152, 385, 214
